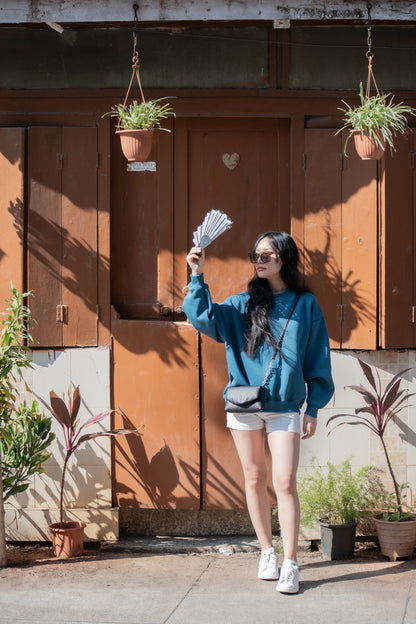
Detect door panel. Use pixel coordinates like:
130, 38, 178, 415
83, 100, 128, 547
28, 126, 98, 346
61, 127, 98, 346
28, 127, 63, 345
0, 128, 25, 304
175, 118, 290, 508
304, 129, 377, 349
110, 121, 174, 320
304, 129, 342, 348
341, 138, 377, 348
381, 134, 415, 347
112, 319, 200, 509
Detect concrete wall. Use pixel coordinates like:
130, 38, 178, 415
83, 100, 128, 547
4, 347, 118, 542
303, 350, 416, 491
4, 347, 416, 540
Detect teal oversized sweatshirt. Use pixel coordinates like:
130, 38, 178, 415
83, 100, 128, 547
183, 274, 334, 418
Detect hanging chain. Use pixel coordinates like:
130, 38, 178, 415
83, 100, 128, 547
132, 3, 139, 61
116, 2, 146, 132
364, 1, 380, 100
366, 1, 373, 60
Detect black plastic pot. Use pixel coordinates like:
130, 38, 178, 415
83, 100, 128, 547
320, 520, 357, 560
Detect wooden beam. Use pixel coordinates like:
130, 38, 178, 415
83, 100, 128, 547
2, 0, 416, 24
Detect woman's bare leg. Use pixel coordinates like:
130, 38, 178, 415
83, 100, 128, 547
230, 428, 273, 551
267, 431, 300, 562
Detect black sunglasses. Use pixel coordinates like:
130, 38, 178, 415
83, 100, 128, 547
248, 251, 276, 264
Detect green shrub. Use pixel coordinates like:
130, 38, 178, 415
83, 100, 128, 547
298, 457, 385, 526
1, 400, 54, 500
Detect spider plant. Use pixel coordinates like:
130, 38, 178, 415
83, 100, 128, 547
336, 83, 416, 156
103, 97, 174, 132
327, 359, 414, 520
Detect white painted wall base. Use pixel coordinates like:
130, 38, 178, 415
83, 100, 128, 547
4, 347, 115, 542
5, 507, 119, 541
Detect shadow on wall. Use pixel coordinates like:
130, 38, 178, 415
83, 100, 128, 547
114, 427, 181, 508
114, 419, 249, 509
9, 198, 107, 313
302, 226, 375, 344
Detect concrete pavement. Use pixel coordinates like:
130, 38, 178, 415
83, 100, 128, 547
1, 537, 416, 624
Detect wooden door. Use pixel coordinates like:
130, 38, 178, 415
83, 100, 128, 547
111, 123, 202, 509
303, 128, 378, 349
27, 126, 98, 346
175, 118, 291, 509
380, 134, 416, 347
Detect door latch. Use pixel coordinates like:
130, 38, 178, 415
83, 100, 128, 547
56, 304, 68, 323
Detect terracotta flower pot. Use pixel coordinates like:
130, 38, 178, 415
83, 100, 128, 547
353, 130, 385, 160
116, 129, 154, 162
374, 517, 416, 561
49, 521, 86, 559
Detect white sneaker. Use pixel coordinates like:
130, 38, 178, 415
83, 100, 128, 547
258, 547, 279, 580
276, 559, 299, 593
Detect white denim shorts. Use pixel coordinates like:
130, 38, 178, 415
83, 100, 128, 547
226, 411, 301, 434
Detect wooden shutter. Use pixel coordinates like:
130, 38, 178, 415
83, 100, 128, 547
28, 126, 98, 347
0, 128, 25, 306
304, 129, 377, 349
380, 134, 416, 347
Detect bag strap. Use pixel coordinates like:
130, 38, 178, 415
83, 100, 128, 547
261, 293, 300, 387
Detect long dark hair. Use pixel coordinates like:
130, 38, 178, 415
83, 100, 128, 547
244, 231, 309, 357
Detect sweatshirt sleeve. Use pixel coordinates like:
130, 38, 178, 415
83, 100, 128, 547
182, 274, 234, 343
302, 303, 334, 418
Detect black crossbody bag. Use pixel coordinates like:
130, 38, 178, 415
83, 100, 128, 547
224, 294, 300, 413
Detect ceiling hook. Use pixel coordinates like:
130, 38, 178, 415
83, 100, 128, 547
133, 3, 139, 24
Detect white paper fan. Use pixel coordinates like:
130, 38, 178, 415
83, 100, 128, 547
192, 210, 233, 249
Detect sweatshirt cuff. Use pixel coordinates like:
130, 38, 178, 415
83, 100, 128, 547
190, 273, 204, 284
305, 406, 318, 418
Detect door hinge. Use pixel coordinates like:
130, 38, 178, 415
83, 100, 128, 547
336, 303, 346, 322
56, 304, 68, 323
336, 153, 344, 170
410, 306, 416, 324
410, 151, 415, 170
56, 153, 65, 170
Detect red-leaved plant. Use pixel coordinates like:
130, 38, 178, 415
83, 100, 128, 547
27, 383, 139, 526
326, 359, 414, 520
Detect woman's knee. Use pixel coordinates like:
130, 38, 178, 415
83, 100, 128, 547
243, 464, 268, 491
274, 473, 297, 496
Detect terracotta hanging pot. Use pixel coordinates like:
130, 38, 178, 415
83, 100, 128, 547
116, 129, 154, 162
49, 521, 86, 559
353, 130, 385, 160
374, 517, 416, 561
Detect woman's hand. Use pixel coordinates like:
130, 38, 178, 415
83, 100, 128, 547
302, 414, 317, 440
187, 247, 205, 275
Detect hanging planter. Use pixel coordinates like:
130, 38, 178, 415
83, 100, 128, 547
353, 129, 385, 161
336, 3, 416, 160
102, 5, 174, 163
116, 128, 154, 163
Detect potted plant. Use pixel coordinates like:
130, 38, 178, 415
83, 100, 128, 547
336, 83, 416, 160
0, 286, 54, 567
298, 457, 382, 559
27, 383, 139, 559
103, 97, 174, 162
327, 358, 416, 561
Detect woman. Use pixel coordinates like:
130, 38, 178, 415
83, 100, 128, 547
183, 231, 334, 594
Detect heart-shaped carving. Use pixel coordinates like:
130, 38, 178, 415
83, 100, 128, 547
222, 153, 240, 171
